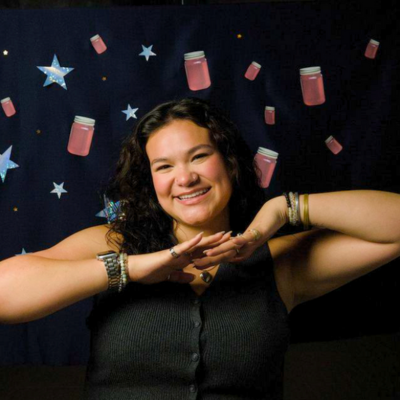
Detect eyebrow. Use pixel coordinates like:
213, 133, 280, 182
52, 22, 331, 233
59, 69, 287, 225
150, 144, 214, 167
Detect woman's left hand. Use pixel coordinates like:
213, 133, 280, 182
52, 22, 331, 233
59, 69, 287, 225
192, 196, 288, 269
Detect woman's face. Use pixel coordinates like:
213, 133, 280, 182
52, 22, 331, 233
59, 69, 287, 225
145, 119, 233, 229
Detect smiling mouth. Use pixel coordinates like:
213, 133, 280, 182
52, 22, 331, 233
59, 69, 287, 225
176, 188, 211, 200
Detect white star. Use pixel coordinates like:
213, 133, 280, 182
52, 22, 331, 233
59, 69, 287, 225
51, 182, 68, 199
122, 104, 139, 121
139, 45, 156, 61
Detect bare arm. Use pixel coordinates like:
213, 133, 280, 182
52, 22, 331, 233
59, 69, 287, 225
0, 224, 119, 324
0, 255, 108, 324
268, 190, 400, 310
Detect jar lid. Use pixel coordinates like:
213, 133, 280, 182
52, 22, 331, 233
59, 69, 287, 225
184, 51, 205, 60
74, 116, 96, 125
265, 106, 275, 111
300, 66, 321, 75
257, 147, 279, 158
325, 135, 334, 143
251, 61, 261, 68
90, 34, 100, 41
1, 97, 11, 103
370, 39, 380, 45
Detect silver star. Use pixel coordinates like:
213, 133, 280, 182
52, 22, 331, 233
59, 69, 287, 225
122, 104, 139, 121
139, 45, 156, 61
51, 182, 68, 199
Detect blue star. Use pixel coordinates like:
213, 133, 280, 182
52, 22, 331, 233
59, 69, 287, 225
122, 104, 139, 121
51, 182, 68, 199
0, 145, 19, 183
96, 195, 122, 223
37, 54, 74, 90
139, 45, 156, 61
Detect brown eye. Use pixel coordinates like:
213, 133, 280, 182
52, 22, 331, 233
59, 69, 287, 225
156, 165, 171, 171
193, 153, 208, 160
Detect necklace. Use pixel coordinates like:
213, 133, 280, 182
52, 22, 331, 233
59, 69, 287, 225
199, 264, 219, 284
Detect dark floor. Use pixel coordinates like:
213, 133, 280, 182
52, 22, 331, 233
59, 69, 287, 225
1, 332, 399, 400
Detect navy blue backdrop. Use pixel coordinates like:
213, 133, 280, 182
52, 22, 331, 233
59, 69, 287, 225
0, 1, 399, 365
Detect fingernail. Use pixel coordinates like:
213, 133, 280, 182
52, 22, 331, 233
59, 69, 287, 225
226, 230, 233, 235
203, 250, 210, 255
196, 232, 204, 237
218, 231, 225, 235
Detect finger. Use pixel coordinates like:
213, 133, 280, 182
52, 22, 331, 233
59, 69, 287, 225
174, 232, 204, 255
192, 249, 238, 269
201, 240, 243, 258
185, 231, 227, 253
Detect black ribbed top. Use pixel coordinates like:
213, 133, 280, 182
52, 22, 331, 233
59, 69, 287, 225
83, 243, 290, 400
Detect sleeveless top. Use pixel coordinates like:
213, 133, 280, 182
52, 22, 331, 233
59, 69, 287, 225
83, 243, 290, 400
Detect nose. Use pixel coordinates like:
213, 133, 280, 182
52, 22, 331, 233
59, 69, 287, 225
175, 166, 199, 186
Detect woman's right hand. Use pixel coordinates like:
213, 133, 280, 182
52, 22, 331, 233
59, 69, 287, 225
127, 231, 231, 285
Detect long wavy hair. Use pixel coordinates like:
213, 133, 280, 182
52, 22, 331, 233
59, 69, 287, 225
102, 97, 267, 255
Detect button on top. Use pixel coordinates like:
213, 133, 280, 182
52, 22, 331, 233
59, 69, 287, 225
189, 384, 197, 393
191, 353, 200, 362
194, 321, 201, 328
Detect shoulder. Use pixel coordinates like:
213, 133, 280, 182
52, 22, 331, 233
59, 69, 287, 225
31, 224, 124, 261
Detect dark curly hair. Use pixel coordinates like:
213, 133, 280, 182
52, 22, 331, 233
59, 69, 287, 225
102, 97, 267, 255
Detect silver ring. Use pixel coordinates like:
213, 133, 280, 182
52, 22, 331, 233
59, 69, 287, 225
236, 248, 240, 254
169, 247, 180, 258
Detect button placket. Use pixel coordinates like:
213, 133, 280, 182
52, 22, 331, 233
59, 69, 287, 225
188, 295, 202, 396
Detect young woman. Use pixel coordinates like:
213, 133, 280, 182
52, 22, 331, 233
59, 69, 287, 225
0, 97, 399, 399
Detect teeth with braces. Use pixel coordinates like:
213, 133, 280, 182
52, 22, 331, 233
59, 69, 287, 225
178, 188, 209, 200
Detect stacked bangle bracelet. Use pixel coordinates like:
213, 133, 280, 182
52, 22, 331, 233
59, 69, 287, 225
283, 192, 311, 230
118, 252, 129, 292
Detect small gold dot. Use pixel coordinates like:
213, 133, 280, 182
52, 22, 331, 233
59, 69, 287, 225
3, 50, 8, 56
102, 76, 107, 81
237, 34, 242, 39
13, 207, 18, 212
36, 129, 41, 134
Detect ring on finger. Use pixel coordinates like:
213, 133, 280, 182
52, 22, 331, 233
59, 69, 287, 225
235, 247, 240, 254
249, 229, 261, 241
169, 247, 180, 259
167, 274, 171, 281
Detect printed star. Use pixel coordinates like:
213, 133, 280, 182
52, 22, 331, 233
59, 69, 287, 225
0, 145, 19, 183
96, 195, 122, 223
139, 45, 156, 61
122, 104, 139, 121
51, 182, 68, 199
37, 54, 74, 90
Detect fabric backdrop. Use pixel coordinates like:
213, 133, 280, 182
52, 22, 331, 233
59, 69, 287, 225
0, 1, 399, 365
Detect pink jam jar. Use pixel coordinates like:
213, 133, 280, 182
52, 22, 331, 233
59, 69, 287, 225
325, 136, 343, 155
1, 97, 16, 117
365, 39, 379, 59
300, 66, 326, 106
264, 106, 275, 125
90, 34, 107, 54
254, 147, 279, 188
245, 61, 261, 81
184, 51, 211, 91
67, 116, 96, 157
